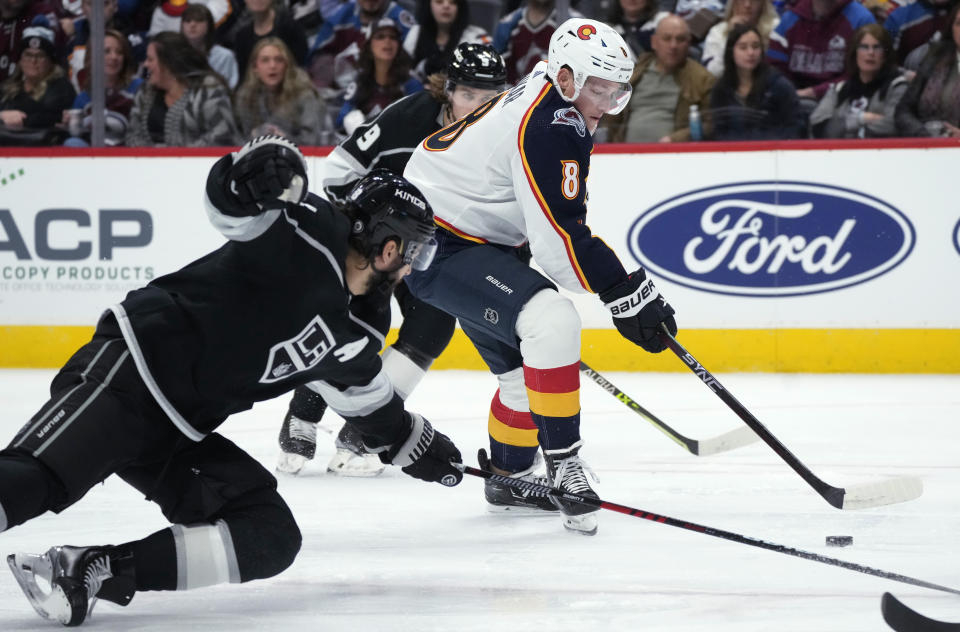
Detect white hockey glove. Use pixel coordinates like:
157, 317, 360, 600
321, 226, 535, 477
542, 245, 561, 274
229, 135, 308, 215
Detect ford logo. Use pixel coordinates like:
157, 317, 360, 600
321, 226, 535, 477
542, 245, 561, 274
627, 181, 915, 297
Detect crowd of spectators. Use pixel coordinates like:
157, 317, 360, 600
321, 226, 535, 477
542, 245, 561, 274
0, 0, 958, 146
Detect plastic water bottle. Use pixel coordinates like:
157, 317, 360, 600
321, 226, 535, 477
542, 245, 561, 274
689, 104, 703, 142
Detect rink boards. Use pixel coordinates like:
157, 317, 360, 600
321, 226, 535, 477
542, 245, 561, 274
1, 140, 958, 372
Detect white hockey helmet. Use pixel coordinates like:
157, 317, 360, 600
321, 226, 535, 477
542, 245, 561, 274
546, 18, 635, 115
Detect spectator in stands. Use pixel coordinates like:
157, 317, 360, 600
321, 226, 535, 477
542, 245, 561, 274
494, 0, 571, 85
337, 18, 423, 134
767, 0, 874, 104
701, 0, 779, 75
0, 0, 65, 83
234, 37, 330, 144
148, 0, 231, 36
64, 28, 143, 146
125, 32, 238, 146
709, 23, 802, 138
809, 23, 906, 137
895, 2, 960, 137
607, 0, 669, 56
234, 0, 309, 79
181, 3, 238, 88
885, 0, 956, 65
64, 0, 147, 92
0, 19, 75, 145
308, 0, 416, 91
403, 0, 491, 79
605, 14, 716, 142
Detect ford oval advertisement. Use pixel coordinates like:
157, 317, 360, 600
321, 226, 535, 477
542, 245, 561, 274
628, 181, 915, 297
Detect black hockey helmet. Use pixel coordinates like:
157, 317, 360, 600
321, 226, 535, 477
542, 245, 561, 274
346, 170, 437, 271
446, 43, 507, 92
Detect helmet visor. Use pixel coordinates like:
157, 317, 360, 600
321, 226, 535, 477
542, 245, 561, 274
579, 76, 632, 115
404, 237, 438, 271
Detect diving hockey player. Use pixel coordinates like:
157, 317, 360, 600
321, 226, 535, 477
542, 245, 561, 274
0, 136, 462, 626
402, 19, 679, 535
277, 43, 510, 477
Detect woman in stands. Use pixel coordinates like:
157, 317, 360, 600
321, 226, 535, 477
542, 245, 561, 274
708, 23, 803, 140
125, 31, 238, 147
810, 24, 907, 138
64, 28, 143, 146
700, 0, 778, 76
895, 2, 960, 138
234, 37, 330, 145
0, 19, 76, 146
337, 19, 423, 136
180, 3, 240, 90
403, 0, 491, 79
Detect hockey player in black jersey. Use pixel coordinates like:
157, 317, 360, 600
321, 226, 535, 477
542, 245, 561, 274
0, 136, 463, 627
277, 43, 510, 477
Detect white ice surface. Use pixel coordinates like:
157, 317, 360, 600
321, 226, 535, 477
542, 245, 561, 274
1, 369, 958, 631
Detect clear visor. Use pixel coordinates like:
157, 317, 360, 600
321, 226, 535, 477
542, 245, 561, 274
404, 237, 438, 271
578, 76, 632, 115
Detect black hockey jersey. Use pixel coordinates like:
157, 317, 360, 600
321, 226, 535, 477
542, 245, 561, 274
99, 155, 402, 446
322, 90, 444, 203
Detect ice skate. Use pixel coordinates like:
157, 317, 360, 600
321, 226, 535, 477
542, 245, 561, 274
276, 412, 319, 475
7, 545, 134, 626
326, 423, 385, 477
478, 449, 557, 515
544, 445, 600, 536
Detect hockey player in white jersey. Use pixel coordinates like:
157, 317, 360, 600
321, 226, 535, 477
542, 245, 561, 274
403, 18, 679, 535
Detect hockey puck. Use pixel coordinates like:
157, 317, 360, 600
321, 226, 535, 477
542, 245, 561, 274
826, 535, 853, 547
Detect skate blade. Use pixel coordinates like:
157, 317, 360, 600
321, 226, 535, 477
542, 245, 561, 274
485, 503, 557, 516
276, 452, 309, 475
562, 514, 598, 536
7, 553, 73, 623
326, 451, 385, 478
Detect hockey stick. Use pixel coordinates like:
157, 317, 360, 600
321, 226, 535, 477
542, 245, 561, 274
579, 361, 759, 456
882, 592, 960, 631
657, 326, 923, 511
454, 461, 960, 596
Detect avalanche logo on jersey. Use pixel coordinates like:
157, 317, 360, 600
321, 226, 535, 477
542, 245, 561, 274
260, 315, 336, 384
552, 107, 586, 137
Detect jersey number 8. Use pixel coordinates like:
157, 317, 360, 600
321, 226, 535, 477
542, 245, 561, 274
423, 93, 505, 152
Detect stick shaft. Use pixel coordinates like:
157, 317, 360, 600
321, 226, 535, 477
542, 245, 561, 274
456, 463, 960, 596
657, 328, 844, 507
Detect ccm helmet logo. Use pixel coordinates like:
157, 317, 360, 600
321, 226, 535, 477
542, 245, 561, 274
394, 188, 426, 210
609, 279, 656, 315
577, 24, 597, 39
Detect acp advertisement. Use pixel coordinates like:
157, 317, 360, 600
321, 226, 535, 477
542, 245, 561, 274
1, 144, 958, 371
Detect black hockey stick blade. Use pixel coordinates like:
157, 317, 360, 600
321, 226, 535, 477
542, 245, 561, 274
454, 460, 960, 596
657, 325, 923, 511
579, 361, 759, 456
882, 592, 960, 631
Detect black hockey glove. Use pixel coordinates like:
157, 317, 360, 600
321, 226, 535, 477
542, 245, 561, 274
600, 269, 678, 353
380, 412, 463, 486
228, 135, 308, 215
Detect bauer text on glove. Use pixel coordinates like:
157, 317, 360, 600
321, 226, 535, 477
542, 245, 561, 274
600, 269, 678, 353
